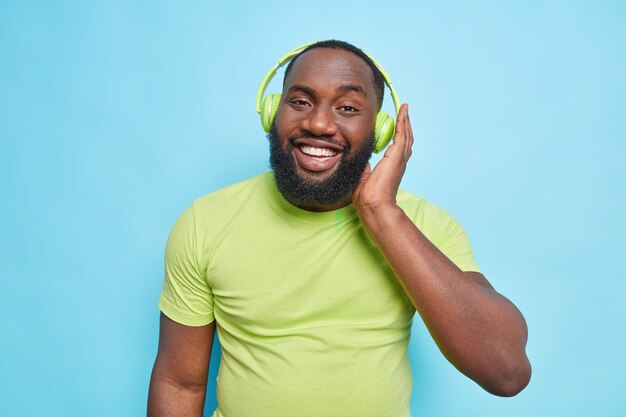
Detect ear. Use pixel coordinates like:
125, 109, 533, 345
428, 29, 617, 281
260, 94, 282, 132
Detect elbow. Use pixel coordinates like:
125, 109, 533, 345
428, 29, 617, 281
486, 357, 532, 397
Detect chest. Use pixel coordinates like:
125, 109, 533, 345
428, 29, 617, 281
203, 215, 413, 333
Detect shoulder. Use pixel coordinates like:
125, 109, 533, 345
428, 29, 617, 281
396, 189, 465, 242
189, 172, 271, 223
396, 189, 449, 226
396, 189, 480, 272
167, 172, 270, 265
193, 172, 270, 211
396, 189, 428, 219
169, 172, 269, 240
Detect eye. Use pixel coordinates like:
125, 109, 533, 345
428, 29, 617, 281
287, 98, 310, 108
338, 105, 359, 113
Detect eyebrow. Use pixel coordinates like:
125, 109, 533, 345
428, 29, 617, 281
287, 85, 315, 95
336, 84, 367, 97
286, 84, 368, 98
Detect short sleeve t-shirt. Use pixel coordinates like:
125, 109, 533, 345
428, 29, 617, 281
159, 172, 480, 417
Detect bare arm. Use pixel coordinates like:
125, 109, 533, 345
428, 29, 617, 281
358, 204, 530, 396
148, 313, 216, 416
352, 104, 531, 396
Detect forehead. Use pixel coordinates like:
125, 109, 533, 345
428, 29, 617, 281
283, 48, 376, 94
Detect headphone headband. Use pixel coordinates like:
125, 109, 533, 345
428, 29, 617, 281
255, 42, 401, 116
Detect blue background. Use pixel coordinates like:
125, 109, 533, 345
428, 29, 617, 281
1, 1, 624, 416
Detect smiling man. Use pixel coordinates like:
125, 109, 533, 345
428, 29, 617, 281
148, 40, 531, 417
268, 47, 379, 211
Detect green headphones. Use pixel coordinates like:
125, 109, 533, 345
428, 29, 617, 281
255, 42, 401, 154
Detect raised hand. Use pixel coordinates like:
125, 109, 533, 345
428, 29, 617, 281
352, 103, 414, 219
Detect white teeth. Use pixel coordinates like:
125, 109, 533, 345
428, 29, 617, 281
300, 145, 338, 157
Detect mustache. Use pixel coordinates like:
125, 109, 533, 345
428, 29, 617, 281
288, 133, 349, 151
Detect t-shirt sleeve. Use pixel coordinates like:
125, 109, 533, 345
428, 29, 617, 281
418, 201, 481, 273
158, 203, 215, 326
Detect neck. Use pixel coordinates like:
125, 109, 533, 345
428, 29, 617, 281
294, 194, 353, 212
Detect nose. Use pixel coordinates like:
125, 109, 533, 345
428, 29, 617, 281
301, 105, 337, 137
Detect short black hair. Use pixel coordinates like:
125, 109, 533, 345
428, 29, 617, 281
282, 40, 385, 109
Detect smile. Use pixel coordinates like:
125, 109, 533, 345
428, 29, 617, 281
299, 145, 338, 158
293, 143, 342, 173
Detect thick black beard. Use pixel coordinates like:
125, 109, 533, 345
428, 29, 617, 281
268, 124, 375, 209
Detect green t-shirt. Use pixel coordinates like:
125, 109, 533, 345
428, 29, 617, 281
159, 172, 480, 417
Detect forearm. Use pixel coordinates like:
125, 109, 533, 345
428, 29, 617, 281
147, 366, 207, 417
359, 203, 530, 396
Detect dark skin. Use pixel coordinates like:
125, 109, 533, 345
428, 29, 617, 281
148, 314, 215, 416
274, 48, 380, 211
148, 48, 531, 416
277, 49, 531, 395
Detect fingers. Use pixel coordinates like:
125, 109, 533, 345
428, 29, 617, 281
389, 103, 413, 162
404, 105, 414, 158
394, 104, 407, 143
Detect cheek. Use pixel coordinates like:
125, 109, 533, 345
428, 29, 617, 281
274, 106, 299, 137
270, 112, 293, 151
343, 116, 376, 139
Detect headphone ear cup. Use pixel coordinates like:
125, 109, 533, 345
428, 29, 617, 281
260, 93, 282, 132
373, 112, 395, 154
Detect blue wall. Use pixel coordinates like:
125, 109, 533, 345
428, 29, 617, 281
1, 1, 624, 416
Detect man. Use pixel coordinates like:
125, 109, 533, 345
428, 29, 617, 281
148, 40, 531, 417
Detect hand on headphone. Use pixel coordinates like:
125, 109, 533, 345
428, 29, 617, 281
352, 103, 413, 220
